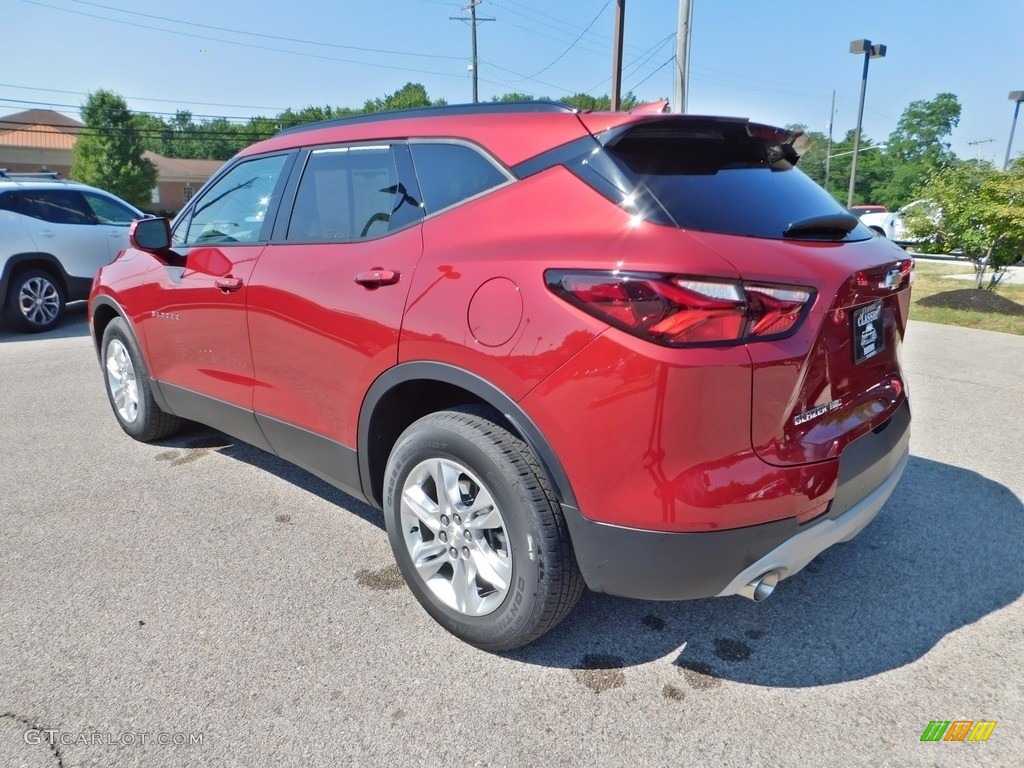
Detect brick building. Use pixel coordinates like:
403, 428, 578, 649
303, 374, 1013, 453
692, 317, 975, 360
0, 109, 222, 214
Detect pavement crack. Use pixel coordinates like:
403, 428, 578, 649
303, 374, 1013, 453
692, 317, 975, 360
1, 711, 64, 767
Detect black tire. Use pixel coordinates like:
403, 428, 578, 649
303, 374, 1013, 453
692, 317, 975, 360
100, 317, 182, 442
3, 269, 65, 333
383, 406, 584, 651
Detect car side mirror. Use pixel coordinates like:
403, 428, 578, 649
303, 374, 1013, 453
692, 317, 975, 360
130, 217, 171, 252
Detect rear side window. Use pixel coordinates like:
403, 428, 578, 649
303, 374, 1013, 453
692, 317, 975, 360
410, 142, 509, 214
605, 123, 870, 241
287, 145, 421, 242
0, 191, 20, 215
14, 189, 96, 225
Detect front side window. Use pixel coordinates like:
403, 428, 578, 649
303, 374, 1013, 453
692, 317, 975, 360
178, 154, 287, 245
82, 192, 139, 225
286, 145, 421, 243
410, 142, 510, 214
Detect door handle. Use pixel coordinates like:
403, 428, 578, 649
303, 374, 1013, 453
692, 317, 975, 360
354, 268, 400, 289
215, 276, 244, 292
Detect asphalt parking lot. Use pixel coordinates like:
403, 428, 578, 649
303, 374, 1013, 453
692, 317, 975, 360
1, 304, 1021, 767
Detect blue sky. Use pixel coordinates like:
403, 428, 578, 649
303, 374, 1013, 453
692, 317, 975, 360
3, 0, 1023, 163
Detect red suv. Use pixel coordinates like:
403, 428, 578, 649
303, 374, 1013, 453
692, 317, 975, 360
90, 102, 912, 650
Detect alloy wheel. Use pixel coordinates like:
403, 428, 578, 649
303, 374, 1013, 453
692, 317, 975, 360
18, 276, 60, 327
105, 339, 140, 423
400, 458, 512, 617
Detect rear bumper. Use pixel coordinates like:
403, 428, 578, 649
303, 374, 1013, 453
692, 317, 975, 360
564, 399, 910, 600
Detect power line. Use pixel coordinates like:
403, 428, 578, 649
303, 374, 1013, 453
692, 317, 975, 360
0, 83, 289, 114
514, 0, 612, 82
490, 0, 647, 58
585, 32, 675, 94
626, 55, 675, 93
64, 0, 464, 61
1, 122, 279, 141
16, 0, 471, 81
0, 97, 260, 123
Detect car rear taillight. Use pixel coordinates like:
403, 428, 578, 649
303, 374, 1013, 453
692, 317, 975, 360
546, 270, 814, 346
854, 258, 915, 292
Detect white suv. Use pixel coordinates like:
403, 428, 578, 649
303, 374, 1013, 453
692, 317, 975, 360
0, 174, 145, 332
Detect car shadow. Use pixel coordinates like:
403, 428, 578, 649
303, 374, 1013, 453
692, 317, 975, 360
508, 455, 1023, 686
148, 429, 1022, 686
155, 422, 385, 532
0, 301, 90, 342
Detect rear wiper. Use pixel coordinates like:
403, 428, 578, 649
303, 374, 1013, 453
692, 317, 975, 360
783, 213, 859, 240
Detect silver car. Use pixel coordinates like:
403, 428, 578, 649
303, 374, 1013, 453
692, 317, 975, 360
0, 174, 144, 332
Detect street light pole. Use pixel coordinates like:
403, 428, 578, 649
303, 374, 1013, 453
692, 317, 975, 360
1004, 90, 1024, 171
847, 39, 886, 208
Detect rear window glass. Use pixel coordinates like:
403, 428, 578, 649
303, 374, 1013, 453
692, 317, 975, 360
410, 142, 509, 214
13, 189, 96, 225
606, 126, 870, 241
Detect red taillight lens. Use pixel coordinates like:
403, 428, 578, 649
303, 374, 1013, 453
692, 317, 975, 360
745, 285, 812, 337
900, 258, 915, 286
547, 271, 813, 346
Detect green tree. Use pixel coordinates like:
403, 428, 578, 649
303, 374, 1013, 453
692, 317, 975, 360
492, 91, 550, 103
71, 90, 157, 209
132, 111, 167, 155
907, 160, 1024, 287
785, 124, 828, 187
363, 82, 444, 113
560, 92, 639, 111
874, 93, 962, 208
813, 129, 889, 205
275, 104, 354, 130
165, 110, 206, 159
243, 116, 281, 144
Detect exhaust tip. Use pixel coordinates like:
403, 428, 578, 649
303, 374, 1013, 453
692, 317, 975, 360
738, 570, 779, 602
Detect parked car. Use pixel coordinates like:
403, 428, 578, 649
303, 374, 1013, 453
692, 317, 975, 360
0, 173, 146, 332
858, 199, 939, 248
89, 102, 912, 650
851, 204, 888, 215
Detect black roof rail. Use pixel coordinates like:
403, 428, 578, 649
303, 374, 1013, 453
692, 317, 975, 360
276, 100, 577, 137
0, 169, 63, 179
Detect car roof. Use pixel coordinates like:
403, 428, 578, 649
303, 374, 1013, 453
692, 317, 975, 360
241, 100, 764, 169
0, 177, 144, 213
0, 177, 98, 191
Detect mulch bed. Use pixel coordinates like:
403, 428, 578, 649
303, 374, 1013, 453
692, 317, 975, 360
917, 288, 1024, 316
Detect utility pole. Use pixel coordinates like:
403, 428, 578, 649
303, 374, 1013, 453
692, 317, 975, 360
610, 0, 625, 110
824, 90, 836, 191
967, 138, 994, 162
672, 0, 693, 113
451, 1, 494, 103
